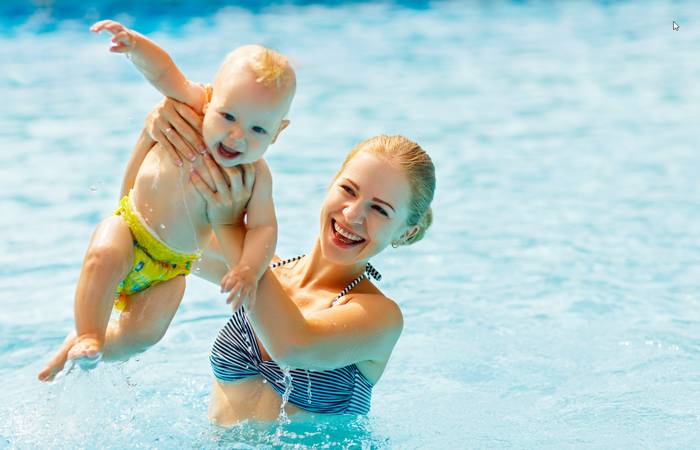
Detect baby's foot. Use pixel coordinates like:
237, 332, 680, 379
37, 331, 76, 382
67, 336, 103, 370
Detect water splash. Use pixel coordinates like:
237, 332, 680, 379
277, 366, 293, 425
306, 369, 312, 404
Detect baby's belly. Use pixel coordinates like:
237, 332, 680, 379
130, 152, 210, 254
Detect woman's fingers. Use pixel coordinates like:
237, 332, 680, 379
149, 122, 182, 166
163, 107, 200, 161
147, 98, 202, 163
223, 164, 250, 197
172, 101, 206, 153
190, 169, 217, 202
241, 164, 256, 191
204, 154, 230, 194
163, 125, 197, 162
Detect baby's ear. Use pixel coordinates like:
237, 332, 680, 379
271, 119, 290, 144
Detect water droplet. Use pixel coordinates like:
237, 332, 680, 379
262, 379, 267, 383
160, 224, 166, 230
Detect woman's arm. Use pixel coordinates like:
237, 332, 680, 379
250, 276, 403, 371
191, 158, 403, 371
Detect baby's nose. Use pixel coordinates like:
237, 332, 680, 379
228, 123, 244, 140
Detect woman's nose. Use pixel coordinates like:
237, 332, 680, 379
343, 202, 365, 225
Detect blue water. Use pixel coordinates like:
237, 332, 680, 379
2, 1, 700, 448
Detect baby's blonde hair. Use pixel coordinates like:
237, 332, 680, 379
221, 45, 295, 90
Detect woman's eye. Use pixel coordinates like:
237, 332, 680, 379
222, 113, 235, 122
340, 185, 355, 195
373, 205, 389, 217
252, 126, 267, 134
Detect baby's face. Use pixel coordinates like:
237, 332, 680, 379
202, 66, 291, 167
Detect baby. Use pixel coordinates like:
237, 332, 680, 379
38, 20, 295, 380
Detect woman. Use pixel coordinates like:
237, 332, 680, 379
40, 98, 435, 424
151, 98, 436, 424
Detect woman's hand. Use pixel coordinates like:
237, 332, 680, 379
145, 97, 207, 166
190, 154, 256, 225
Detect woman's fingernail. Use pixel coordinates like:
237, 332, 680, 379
176, 160, 183, 167
199, 146, 207, 154
190, 155, 197, 162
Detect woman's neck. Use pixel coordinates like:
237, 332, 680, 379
295, 239, 367, 292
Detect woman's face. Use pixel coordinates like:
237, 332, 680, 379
320, 151, 414, 265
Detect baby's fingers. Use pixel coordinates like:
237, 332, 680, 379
90, 20, 124, 35
226, 281, 243, 304
220, 272, 236, 292
90, 20, 112, 33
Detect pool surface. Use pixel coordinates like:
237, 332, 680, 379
1, 1, 699, 448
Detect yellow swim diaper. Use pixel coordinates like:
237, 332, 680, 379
113, 194, 200, 311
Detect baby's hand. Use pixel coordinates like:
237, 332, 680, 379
221, 264, 258, 311
90, 20, 137, 53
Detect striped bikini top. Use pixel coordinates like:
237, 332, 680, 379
209, 256, 382, 415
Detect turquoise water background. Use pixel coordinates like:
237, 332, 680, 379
1, 1, 699, 448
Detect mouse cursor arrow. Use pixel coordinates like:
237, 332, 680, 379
673, 21, 679, 31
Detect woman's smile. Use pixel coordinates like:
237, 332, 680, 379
330, 218, 366, 248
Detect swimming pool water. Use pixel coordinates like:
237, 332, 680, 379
1, 1, 700, 448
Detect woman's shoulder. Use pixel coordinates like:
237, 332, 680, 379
345, 287, 404, 333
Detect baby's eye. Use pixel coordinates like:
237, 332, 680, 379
252, 126, 267, 135
221, 113, 236, 122
373, 205, 389, 217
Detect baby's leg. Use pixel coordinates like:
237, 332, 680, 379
37, 276, 186, 381
102, 275, 186, 360
68, 215, 134, 367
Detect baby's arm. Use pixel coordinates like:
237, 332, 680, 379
219, 159, 277, 306
91, 20, 206, 112
239, 159, 278, 279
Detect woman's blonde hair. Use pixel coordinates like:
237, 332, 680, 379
335, 135, 435, 245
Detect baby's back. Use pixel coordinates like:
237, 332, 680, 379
131, 144, 211, 254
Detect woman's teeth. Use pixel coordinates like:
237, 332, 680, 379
333, 220, 364, 242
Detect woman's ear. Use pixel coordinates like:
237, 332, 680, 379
400, 225, 420, 245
